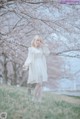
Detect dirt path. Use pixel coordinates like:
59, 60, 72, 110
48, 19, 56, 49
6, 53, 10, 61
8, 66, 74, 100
53, 94, 80, 105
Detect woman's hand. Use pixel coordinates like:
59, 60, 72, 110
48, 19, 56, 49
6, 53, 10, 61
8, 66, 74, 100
22, 64, 28, 71
41, 41, 48, 47
41, 40, 46, 47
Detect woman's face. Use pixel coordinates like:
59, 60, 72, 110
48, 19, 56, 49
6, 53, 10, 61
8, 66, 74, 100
36, 39, 42, 47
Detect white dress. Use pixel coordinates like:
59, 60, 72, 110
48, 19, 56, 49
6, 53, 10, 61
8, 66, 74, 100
23, 44, 50, 84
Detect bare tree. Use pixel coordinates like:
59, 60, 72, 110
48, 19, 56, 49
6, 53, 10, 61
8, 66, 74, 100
0, 0, 80, 89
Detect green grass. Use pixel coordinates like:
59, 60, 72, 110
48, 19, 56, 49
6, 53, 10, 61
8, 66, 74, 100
0, 85, 80, 119
65, 95, 80, 99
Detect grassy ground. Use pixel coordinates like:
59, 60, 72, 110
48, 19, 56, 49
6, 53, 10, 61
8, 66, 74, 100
0, 85, 80, 119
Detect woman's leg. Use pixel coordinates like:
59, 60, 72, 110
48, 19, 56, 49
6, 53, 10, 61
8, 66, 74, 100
34, 83, 43, 100
28, 83, 32, 95
38, 83, 43, 100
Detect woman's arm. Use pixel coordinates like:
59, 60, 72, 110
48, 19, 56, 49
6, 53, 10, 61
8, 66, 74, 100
22, 47, 32, 70
41, 43, 50, 56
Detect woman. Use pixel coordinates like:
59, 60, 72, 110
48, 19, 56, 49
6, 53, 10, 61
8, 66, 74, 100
23, 35, 50, 102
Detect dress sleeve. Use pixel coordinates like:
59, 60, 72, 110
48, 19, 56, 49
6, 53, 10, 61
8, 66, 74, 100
42, 44, 50, 56
23, 47, 33, 70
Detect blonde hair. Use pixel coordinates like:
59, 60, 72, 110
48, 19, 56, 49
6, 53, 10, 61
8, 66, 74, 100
31, 35, 43, 47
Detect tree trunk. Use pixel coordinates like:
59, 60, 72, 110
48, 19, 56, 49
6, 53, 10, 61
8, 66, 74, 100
2, 53, 8, 84
12, 62, 17, 85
